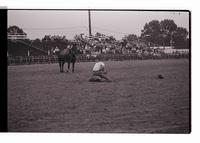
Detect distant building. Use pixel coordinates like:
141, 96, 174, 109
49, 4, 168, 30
150, 46, 189, 54
7, 34, 27, 40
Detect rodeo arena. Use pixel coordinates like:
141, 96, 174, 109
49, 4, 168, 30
7, 11, 190, 133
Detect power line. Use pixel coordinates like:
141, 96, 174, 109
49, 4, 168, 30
22, 26, 88, 37
22, 26, 88, 31
22, 26, 129, 35
93, 26, 129, 35
21, 27, 88, 39
26, 29, 88, 34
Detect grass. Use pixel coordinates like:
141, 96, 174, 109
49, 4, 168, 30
7, 59, 190, 133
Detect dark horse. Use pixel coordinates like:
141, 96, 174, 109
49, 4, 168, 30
54, 46, 76, 73
66, 48, 76, 73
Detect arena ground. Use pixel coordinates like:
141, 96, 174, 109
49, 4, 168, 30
7, 59, 190, 133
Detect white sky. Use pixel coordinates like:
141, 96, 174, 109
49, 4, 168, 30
8, 10, 189, 40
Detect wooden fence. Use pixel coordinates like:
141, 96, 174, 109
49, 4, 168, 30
7, 53, 189, 66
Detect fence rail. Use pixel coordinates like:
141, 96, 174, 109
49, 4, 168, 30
7, 53, 189, 66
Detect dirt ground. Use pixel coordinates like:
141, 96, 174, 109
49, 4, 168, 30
7, 59, 190, 133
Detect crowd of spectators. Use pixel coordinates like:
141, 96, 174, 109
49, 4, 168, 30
72, 34, 166, 59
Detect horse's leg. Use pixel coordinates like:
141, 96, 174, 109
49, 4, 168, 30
61, 60, 64, 72
72, 62, 75, 73
58, 59, 62, 72
67, 61, 70, 72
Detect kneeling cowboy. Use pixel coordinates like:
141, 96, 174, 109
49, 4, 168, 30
89, 62, 112, 82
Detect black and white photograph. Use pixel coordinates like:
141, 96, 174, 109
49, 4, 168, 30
6, 9, 190, 133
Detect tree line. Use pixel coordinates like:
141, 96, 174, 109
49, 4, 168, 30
140, 19, 189, 48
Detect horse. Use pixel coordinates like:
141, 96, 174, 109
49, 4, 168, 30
66, 48, 76, 73
53, 46, 76, 73
55, 48, 68, 72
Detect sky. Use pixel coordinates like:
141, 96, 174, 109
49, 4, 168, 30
8, 10, 190, 40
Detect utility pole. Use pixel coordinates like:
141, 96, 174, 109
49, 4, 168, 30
88, 10, 92, 36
